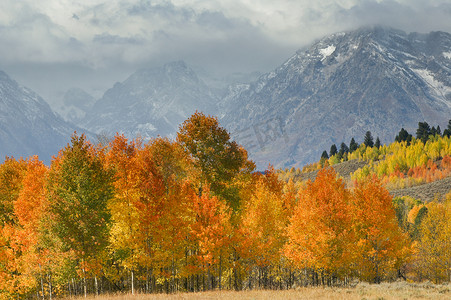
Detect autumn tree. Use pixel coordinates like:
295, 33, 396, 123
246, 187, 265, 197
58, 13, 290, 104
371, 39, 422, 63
105, 134, 142, 294
0, 157, 28, 298
239, 168, 287, 289
0, 157, 27, 225
190, 188, 233, 290
131, 138, 195, 292
284, 168, 354, 283
414, 200, 451, 283
351, 176, 410, 283
177, 112, 254, 210
46, 133, 114, 296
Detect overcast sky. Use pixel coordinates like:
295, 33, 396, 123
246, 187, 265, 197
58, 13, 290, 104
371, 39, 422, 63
1, 0, 451, 106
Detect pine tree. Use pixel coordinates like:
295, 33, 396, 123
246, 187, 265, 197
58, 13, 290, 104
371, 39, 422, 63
349, 138, 358, 152
395, 128, 412, 145
375, 137, 381, 149
416, 122, 431, 143
430, 126, 437, 137
321, 150, 329, 160
329, 144, 338, 157
443, 120, 451, 137
364, 131, 374, 147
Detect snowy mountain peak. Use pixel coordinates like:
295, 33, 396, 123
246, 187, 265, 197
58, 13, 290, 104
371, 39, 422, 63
221, 27, 451, 168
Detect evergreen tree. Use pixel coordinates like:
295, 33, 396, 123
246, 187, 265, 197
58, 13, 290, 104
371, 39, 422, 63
430, 126, 437, 137
329, 144, 338, 157
395, 128, 412, 145
416, 122, 431, 143
443, 120, 451, 137
374, 137, 381, 149
339, 142, 349, 161
321, 150, 329, 159
364, 131, 374, 147
339, 142, 349, 155
436, 125, 442, 136
349, 138, 358, 152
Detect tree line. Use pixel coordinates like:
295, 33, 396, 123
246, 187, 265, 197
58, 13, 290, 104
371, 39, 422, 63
320, 120, 451, 163
0, 113, 450, 299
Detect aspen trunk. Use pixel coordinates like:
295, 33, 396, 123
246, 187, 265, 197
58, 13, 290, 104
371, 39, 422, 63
48, 274, 52, 300
219, 254, 222, 290
131, 270, 135, 295
82, 266, 87, 298
39, 264, 44, 300
94, 276, 98, 296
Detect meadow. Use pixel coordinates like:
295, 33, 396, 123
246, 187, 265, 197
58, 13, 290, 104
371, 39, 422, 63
66, 282, 450, 300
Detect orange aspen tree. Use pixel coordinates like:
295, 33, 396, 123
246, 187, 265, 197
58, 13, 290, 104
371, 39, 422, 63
351, 176, 410, 283
0, 157, 27, 298
133, 138, 195, 292
284, 168, 354, 282
12, 157, 49, 297
191, 188, 233, 290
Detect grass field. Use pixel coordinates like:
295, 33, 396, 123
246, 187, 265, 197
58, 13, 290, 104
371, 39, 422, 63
67, 282, 450, 300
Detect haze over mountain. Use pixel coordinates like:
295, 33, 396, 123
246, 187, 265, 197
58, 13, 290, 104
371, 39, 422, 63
0, 71, 80, 164
81, 61, 219, 139
56, 88, 96, 125
221, 27, 451, 168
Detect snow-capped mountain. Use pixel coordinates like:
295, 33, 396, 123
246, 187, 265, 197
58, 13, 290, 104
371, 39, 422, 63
0, 71, 79, 164
81, 61, 220, 139
221, 27, 451, 168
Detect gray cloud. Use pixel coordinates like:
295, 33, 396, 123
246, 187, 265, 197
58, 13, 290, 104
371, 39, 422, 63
93, 33, 144, 45
0, 0, 450, 106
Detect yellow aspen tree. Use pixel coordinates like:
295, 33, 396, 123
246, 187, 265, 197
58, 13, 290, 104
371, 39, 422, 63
415, 200, 451, 283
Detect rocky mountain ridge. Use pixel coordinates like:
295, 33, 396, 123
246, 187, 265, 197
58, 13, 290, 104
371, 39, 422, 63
220, 27, 451, 168
0, 71, 79, 164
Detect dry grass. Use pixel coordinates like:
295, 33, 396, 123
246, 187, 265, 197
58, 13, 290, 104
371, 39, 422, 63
390, 176, 451, 202
293, 159, 367, 183
65, 282, 450, 300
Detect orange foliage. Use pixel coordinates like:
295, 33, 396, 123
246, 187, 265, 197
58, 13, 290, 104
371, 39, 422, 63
284, 168, 354, 278
352, 176, 411, 283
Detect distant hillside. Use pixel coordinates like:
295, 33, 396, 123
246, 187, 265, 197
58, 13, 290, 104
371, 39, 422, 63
0, 70, 80, 164
280, 130, 451, 203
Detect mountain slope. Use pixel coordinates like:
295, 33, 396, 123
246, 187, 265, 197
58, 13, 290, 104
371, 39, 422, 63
82, 61, 220, 139
56, 88, 96, 125
221, 27, 451, 169
0, 71, 79, 163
